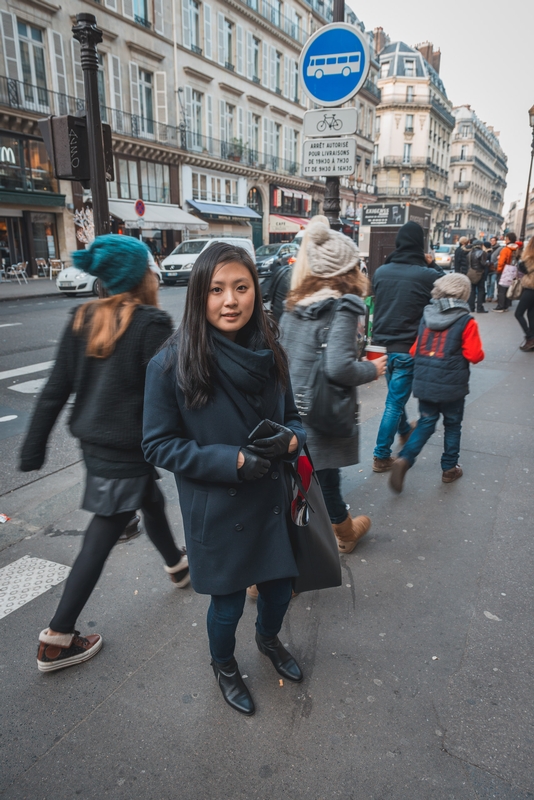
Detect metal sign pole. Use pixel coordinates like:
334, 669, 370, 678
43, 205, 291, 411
72, 13, 110, 239
324, 0, 345, 231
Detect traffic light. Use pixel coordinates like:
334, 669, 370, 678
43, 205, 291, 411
38, 115, 114, 184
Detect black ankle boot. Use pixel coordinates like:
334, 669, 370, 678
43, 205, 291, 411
255, 632, 303, 682
211, 658, 255, 716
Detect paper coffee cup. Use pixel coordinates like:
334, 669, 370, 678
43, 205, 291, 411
365, 344, 387, 361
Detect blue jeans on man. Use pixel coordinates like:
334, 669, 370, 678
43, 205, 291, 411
373, 353, 414, 460
399, 398, 465, 471
486, 271, 497, 301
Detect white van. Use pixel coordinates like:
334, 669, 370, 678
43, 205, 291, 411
160, 238, 255, 285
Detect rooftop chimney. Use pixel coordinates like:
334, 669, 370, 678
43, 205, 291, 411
415, 41, 441, 74
374, 26, 389, 55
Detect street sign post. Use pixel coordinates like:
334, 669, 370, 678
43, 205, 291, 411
303, 108, 357, 138
303, 137, 357, 177
298, 22, 370, 108
135, 199, 146, 217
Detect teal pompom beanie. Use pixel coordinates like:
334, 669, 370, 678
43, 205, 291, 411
72, 234, 150, 295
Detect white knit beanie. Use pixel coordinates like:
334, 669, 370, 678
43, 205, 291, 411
306, 223, 360, 278
431, 273, 471, 302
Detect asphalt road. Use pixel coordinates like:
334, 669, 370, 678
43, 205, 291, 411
0, 297, 533, 799
0, 286, 187, 495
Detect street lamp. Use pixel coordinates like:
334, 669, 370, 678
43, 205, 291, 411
519, 104, 534, 242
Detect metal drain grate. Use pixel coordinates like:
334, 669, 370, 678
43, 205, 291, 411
0, 556, 71, 620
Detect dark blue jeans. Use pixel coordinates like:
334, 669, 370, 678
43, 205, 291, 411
373, 353, 414, 459
399, 397, 465, 471
317, 468, 348, 524
207, 577, 293, 663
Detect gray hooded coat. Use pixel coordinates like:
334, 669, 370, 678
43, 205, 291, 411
279, 293, 377, 470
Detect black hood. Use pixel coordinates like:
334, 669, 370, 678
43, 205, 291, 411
385, 221, 428, 267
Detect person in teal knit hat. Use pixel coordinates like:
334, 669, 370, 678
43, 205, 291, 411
20, 233, 189, 674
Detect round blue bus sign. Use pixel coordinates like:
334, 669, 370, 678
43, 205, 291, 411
299, 23, 370, 107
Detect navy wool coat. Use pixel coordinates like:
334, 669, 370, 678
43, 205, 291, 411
142, 348, 306, 596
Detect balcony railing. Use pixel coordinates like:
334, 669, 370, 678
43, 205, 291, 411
242, 0, 309, 45
134, 15, 151, 29
0, 74, 84, 117
362, 79, 381, 101
379, 93, 455, 126
376, 186, 451, 203
454, 181, 471, 190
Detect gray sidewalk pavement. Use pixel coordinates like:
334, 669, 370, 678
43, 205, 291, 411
0, 308, 533, 799
0, 278, 61, 302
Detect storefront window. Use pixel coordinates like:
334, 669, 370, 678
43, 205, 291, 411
0, 136, 25, 191
25, 140, 57, 192
31, 212, 57, 259
117, 158, 139, 200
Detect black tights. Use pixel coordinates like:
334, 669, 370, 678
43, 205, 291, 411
49, 481, 181, 633
515, 287, 534, 339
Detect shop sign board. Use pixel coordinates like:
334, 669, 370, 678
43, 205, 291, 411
298, 22, 370, 107
361, 204, 407, 226
303, 108, 357, 138
302, 137, 356, 177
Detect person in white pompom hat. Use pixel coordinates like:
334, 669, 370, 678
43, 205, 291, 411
279, 222, 387, 554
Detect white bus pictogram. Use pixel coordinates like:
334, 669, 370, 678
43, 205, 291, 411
307, 52, 361, 79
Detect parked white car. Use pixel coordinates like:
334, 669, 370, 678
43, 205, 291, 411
160, 238, 255, 285
56, 254, 162, 296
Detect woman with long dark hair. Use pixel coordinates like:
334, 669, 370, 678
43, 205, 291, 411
142, 241, 306, 716
516, 238, 534, 351
20, 235, 188, 673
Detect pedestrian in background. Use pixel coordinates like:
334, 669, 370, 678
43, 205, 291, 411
454, 236, 470, 274
142, 242, 306, 717
467, 240, 488, 313
486, 235, 501, 301
20, 235, 188, 674
279, 222, 386, 553
389, 273, 484, 493
515, 238, 534, 351
494, 232, 518, 312
371, 221, 443, 473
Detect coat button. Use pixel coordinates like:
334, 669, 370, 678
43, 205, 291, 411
273, 506, 281, 515
228, 488, 237, 496
235, 523, 244, 531
271, 471, 279, 480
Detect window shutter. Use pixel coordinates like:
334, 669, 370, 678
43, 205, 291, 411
123, 0, 134, 19
219, 99, 226, 141
269, 119, 275, 158
283, 55, 289, 98
182, 0, 191, 48
0, 11, 22, 81
236, 24, 244, 75
262, 41, 268, 87
262, 117, 269, 156
291, 58, 297, 102
237, 106, 244, 141
71, 40, 85, 101
247, 110, 252, 147
246, 31, 253, 80
104, 0, 118, 10
217, 12, 225, 65
204, 4, 212, 59
109, 54, 123, 131
283, 125, 290, 164
48, 31, 68, 96
154, 0, 164, 35
129, 62, 140, 117
184, 84, 192, 126
155, 71, 167, 125
206, 93, 213, 148
269, 46, 276, 91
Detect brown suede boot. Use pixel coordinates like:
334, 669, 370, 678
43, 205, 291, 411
373, 456, 396, 473
442, 465, 463, 483
333, 514, 371, 554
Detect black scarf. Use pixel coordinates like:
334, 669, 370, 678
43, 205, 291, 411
385, 221, 428, 267
210, 326, 277, 421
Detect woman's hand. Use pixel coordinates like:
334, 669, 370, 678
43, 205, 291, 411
237, 448, 271, 480
248, 421, 294, 459
373, 355, 387, 379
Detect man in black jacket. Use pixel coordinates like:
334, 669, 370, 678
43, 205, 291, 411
467, 240, 488, 313
372, 221, 443, 472
454, 237, 470, 274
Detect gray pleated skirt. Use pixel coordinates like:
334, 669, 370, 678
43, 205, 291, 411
82, 471, 160, 516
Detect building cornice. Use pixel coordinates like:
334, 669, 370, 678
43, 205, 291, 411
270, 105, 288, 117
224, 0, 301, 54
183, 67, 213, 84
126, 41, 165, 62
15, 0, 60, 15
246, 95, 269, 108
218, 83, 244, 97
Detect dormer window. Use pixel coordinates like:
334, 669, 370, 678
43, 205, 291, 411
404, 59, 415, 77
380, 61, 390, 78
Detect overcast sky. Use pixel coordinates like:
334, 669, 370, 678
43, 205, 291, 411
347, 0, 533, 213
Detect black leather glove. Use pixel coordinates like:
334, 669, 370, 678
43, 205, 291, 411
248, 420, 294, 459
238, 447, 271, 481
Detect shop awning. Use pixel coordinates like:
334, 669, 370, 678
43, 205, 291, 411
269, 214, 310, 234
187, 199, 261, 220
108, 199, 207, 232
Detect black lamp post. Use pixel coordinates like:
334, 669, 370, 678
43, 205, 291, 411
72, 13, 110, 239
519, 104, 534, 242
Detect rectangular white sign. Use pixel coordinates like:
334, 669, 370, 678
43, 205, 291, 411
303, 108, 357, 137
302, 137, 356, 177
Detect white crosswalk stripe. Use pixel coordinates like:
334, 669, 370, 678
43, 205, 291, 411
0, 361, 54, 381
